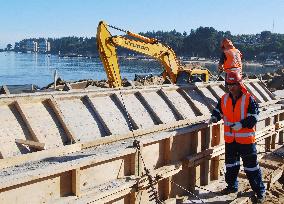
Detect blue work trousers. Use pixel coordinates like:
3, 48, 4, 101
225, 141, 265, 197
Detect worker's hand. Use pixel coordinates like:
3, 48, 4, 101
208, 116, 218, 125
230, 122, 242, 131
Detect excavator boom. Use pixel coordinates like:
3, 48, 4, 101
97, 21, 210, 88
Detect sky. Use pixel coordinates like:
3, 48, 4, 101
0, 0, 283, 48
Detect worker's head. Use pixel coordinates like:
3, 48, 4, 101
221, 38, 234, 50
226, 71, 243, 95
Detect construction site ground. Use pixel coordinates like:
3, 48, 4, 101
169, 146, 284, 204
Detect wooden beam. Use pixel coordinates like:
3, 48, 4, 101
134, 91, 163, 125
0, 143, 81, 169
210, 124, 221, 181
72, 168, 81, 196
164, 136, 173, 199
200, 126, 212, 186
82, 115, 208, 149
250, 82, 269, 102
14, 101, 39, 142
83, 95, 112, 136
157, 89, 184, 120
15, 139, 45, 150
46, 98, 77, 143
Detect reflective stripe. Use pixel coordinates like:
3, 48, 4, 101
226, 67, 239, 71
225, 132, 234, 136
244, 164, 259, 171
241, 94, 246, 120
214, 108, 221, 114
224, 121, 234, 126
224, 94, 229, 109
225, 161, 240, 168
247, 113, 259, 121
235, 132, 255, 137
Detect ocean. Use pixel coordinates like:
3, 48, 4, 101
0, 52, 280, 88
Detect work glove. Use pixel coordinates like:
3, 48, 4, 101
208, 116, 218, 125
230, 122, 242, 131
218, 64, 224, 72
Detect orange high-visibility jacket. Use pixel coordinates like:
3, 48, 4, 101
223, 48, 242, 72
221, 92, 255, 144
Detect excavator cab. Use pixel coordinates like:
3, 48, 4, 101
175, 68, 210, 84
97, 21, 210, 87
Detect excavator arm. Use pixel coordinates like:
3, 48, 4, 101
97, 21, 182, 87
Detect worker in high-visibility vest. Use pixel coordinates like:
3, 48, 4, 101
208, 71, 265, 203
218, 38, 242, 75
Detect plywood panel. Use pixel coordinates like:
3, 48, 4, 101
80, 156, 132, 192
183, 89, 211, 115
89, 96, 130, 135
198, 87, 218, 107
57, 98, 105, 141
162, 90, 197, 119
142, 141, 164, 170
140, 92, 177, 124
0, 105, 31, 158
253, 82, 271, 101
117, 93, 156, 129
245, 83, 265, 103
210, 85, 226, 98
18, 101, 67, 148
0, 176, 60, 204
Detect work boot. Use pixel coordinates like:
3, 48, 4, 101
252, 194, 265, 204
219, 187, 238, 195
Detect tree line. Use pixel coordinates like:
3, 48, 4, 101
18, 27, 284, 62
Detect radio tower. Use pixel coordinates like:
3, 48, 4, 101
272, 19, 274, 33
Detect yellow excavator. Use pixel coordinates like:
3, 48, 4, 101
97, 21, 210, 88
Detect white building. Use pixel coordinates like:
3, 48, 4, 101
38, 39, 50, 53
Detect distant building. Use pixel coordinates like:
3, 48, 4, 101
38, 39, 50, 53
15, 39, 50, 53
25, 40, 37, 52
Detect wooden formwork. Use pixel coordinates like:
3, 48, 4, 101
0, 80, 283, 203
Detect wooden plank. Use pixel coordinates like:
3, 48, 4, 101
250, 82, 269, 102
0, 143, 81, 169
55, 177, 136, 204
176, 88, 203, 116
157, 89, 184, 120
72, 168, 81, 196
265, 118, 272, 151
134, 91, 163, 125
164, 136, 173, 199
210, 124, 221, 181
110, 93, 139, 130
14, 100, 39, 142
258, 81, 277, 100
271, 115, 280, 149
15, 139, 45, 150
46, 98, 77, 143
200, 126, 211, 186
82, 115, 208, 149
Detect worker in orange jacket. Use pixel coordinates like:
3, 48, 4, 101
208, 71, 265, 203
218, 38, 242, 75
